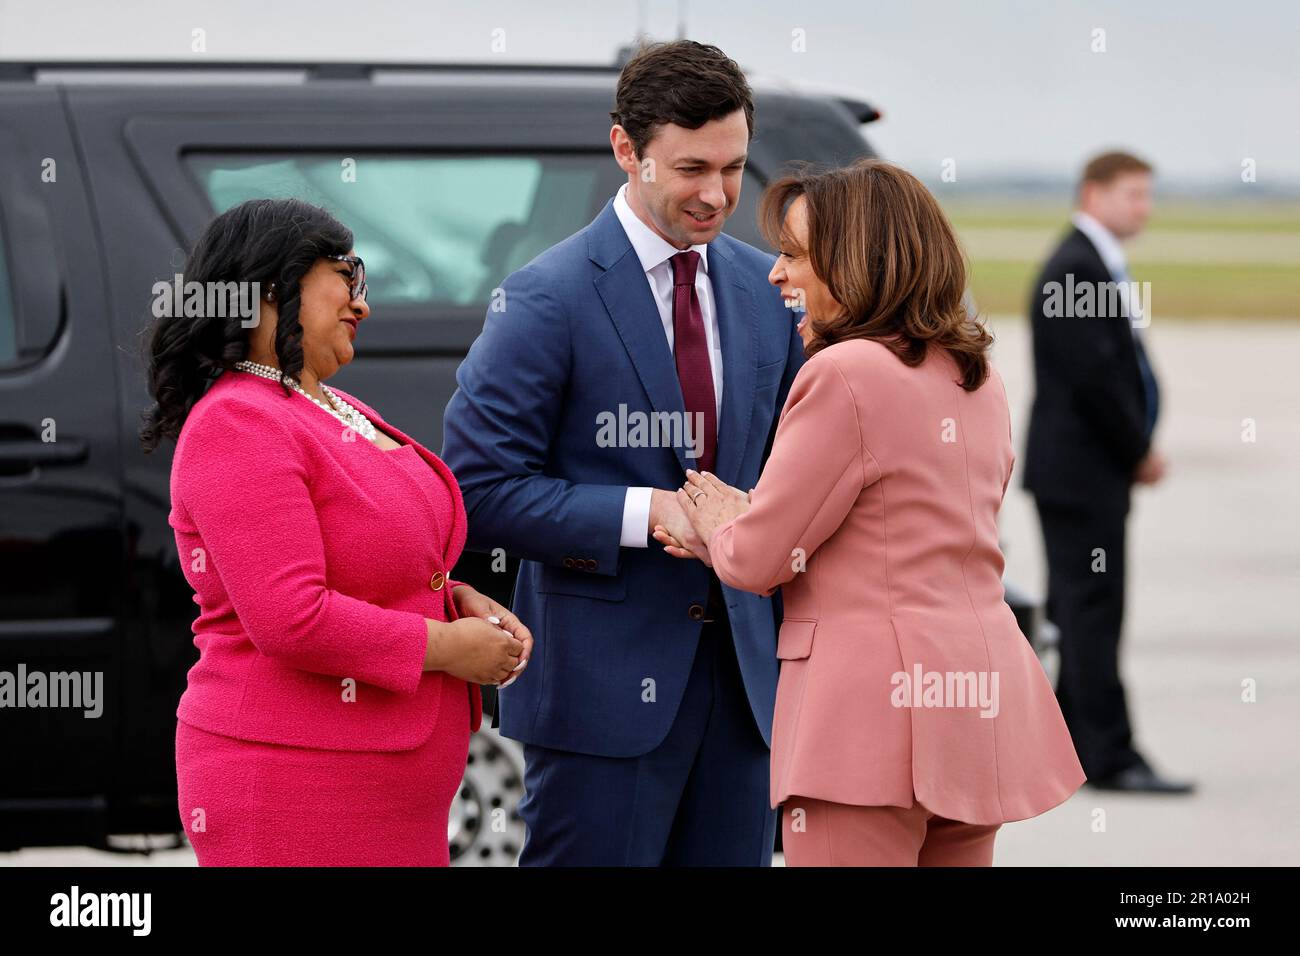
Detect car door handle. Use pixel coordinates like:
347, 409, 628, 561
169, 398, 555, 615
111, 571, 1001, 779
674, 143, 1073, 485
0, 436, 89, 468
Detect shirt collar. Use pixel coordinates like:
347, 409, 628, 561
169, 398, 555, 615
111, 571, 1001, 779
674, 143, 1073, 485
613, 182, 709, 277
1071, 210, 1128, 279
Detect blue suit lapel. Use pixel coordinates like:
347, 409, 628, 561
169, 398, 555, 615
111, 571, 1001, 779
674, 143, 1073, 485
707, 240, 758, 489
590, 201, 694, 473
588, 201, 760, 483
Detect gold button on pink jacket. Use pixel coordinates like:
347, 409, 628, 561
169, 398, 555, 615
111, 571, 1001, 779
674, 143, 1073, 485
709, 339, 1086, 825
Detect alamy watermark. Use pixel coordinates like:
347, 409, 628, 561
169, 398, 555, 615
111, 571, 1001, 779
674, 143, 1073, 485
596, 405, 708, 461
151, 274, 261, 327
890, 664, 1000, 718
1043, 273, 1150, 327
0, 664, 103, 718
50, 885, 150, 936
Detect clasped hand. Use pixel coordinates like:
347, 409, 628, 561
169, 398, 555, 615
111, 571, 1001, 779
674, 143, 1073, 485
449, 585, 534, 687
651, 469, 751, 563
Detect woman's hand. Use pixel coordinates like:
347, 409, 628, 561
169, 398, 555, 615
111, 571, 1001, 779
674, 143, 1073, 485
666, 470, 750, 550
426, 617, 525, 686
651, 524, 699, 561
449, 584, 534, 686
426, 585, 534, 685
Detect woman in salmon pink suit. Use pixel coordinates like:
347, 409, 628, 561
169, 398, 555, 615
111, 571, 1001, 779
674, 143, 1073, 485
656, 161, 1085, 866
140, 198, 532, 866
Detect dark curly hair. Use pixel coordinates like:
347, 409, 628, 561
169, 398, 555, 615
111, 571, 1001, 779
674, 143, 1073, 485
610, 39, 754, 157
139, 198, 354, 452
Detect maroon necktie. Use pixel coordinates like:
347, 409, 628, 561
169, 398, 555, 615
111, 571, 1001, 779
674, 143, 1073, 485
669, 251, 717, 474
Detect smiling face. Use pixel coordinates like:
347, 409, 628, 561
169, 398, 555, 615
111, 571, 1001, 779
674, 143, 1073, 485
250, 251, 369, 383
296, 252, 369, 380
612, 108, 749, 249
767, 196, 840, 348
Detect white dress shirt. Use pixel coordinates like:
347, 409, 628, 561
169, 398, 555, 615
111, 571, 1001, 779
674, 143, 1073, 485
1072, 210, 1142, 325
611, 182, 725, 547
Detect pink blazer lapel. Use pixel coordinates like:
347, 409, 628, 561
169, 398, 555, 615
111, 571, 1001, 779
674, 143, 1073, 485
354, 401, 484, 734
331, 388, 468, 572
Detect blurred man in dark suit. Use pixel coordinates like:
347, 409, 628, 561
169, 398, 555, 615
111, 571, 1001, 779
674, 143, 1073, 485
1024, 150, 1194, 793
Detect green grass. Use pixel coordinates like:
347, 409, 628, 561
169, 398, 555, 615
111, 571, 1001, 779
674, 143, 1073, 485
940, 199, 1300, 319
967, 260, 1300, 320
944, 200, 1300, 234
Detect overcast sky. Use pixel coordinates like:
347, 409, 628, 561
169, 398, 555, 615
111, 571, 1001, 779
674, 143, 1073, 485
1, 0, 1296, 187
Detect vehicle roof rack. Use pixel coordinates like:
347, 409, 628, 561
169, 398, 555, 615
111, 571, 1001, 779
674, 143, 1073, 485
0, 60, 626, 82
0, 59, 880, 123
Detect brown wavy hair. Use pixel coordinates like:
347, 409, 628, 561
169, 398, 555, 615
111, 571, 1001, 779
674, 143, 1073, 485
759, 159, 992, 391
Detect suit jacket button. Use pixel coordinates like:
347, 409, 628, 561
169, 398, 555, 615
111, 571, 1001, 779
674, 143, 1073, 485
688, 603, 705, 621
429, 571, 446, 591
585, 559, 597, 570
563, 557, 575, 569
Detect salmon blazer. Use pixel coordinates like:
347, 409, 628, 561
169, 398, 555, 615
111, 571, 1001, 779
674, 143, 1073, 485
709, 339, 1086, 824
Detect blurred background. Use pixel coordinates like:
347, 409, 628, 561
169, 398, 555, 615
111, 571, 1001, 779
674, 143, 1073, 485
0, 0, 1296, 866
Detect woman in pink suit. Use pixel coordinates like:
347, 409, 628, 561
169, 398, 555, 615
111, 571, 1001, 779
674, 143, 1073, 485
655, 160, 1085, 866
140, 199, 532, 866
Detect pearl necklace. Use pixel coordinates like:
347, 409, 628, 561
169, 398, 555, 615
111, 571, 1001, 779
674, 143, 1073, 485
232, 360, 378, 442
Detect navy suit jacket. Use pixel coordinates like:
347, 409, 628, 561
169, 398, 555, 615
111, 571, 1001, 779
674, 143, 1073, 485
1023, 226, 1157, 514
441, 198, 805, 757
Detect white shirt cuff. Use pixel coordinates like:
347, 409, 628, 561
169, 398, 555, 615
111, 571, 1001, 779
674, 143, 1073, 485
620, 486, 653, 548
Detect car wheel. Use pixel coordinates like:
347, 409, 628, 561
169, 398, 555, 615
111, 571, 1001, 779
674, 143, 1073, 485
449, 729, 527, 866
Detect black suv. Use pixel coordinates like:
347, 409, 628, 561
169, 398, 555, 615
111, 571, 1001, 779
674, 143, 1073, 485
0, 60, 1047, 864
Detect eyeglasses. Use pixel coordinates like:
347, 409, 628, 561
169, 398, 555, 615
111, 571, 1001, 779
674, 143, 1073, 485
326, 254, 367, 303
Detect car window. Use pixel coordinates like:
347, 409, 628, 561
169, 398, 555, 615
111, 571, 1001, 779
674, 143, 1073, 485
0, 222, 16, 365
187, 152, 769, 311
187, 152, 628, 310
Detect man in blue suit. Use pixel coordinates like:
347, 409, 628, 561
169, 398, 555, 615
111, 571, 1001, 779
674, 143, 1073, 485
441, 40, 804, 865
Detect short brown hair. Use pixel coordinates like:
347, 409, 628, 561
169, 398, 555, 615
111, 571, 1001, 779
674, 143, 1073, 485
759, 159, 991, 391
610, 40, 754, 157
1081, 150, 1154, 186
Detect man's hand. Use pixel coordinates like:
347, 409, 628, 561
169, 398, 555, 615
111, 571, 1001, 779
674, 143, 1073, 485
648, 487, 711, 566
1134, 448, 1168, 485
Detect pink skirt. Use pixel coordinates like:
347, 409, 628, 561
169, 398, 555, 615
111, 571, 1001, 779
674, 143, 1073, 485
175, 675, 470, 866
